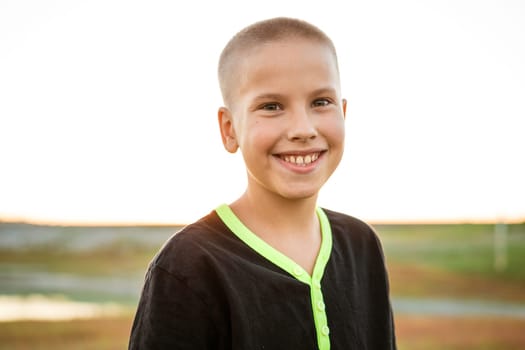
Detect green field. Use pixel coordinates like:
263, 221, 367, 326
376, 223, 525, 279
1, 222, 524, 349
374, 223, 525, 303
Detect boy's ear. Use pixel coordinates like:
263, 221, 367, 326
342, 98, 347, 119
218, 107, 239, 153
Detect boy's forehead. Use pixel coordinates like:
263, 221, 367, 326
234, 39, 339, 92
238, 37, 336, 67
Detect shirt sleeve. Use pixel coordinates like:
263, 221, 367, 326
128, 264, 219, 349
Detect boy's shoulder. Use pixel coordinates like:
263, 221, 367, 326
321, 207, 383, 249
322, 207, 376, 235
149, 210, 248, 275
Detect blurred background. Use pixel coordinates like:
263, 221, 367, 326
1, 0, 524, 349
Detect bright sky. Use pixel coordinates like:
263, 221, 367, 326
1, 0, 524, 224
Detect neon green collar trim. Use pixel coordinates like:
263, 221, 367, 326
215, 204, 333, 349
215, 204, 332, 284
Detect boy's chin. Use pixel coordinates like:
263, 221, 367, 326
276, 187, 321, 202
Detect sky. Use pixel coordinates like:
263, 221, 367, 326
1, 0, 524, 224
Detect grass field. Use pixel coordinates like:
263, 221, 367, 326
1, 222, 524, 349
374, 223, 525, 303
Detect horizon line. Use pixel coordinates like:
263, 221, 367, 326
1, 215, 524, 227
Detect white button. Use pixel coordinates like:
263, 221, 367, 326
317, 300, 325, 311
321, 325, 330, 336
293, 266, 303, 276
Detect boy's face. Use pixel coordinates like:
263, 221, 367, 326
219, 38, 346, 201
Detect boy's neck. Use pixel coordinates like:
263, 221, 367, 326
230, 188, 319, 238
230, 187, 322, 274
231, 189, 321, 275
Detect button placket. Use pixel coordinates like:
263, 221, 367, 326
310, 277, 330, 349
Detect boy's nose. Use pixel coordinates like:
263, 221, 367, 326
287, 109, 318, 141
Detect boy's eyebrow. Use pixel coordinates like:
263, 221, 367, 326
310, 87, 338, 96
251, 87, 338, 102
251, 93, 286, 102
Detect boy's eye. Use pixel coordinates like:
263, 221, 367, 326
312, 99, 331, 107
261, 103, 282, 111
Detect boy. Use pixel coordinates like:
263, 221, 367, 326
129, 17, 396, 349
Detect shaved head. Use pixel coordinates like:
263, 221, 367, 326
218, 17, 339, 108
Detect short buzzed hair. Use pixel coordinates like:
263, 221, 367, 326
218, 17, 339, 107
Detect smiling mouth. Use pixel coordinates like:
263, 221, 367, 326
279, 152, 321, 166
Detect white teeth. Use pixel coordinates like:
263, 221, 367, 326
281, 152, 320, 166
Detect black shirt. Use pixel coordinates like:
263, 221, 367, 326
129, 205, 396, 349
